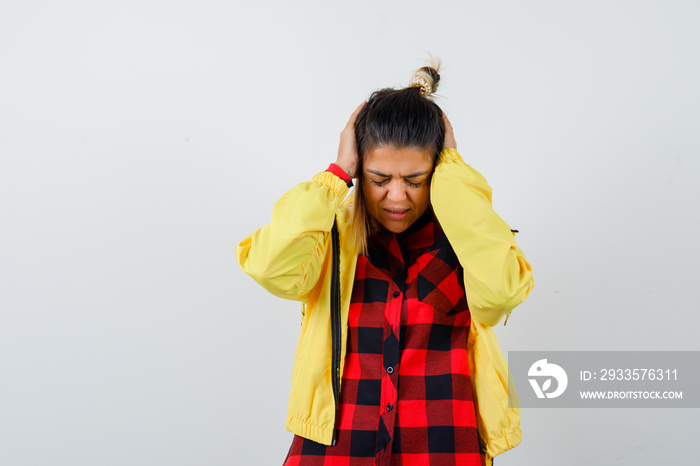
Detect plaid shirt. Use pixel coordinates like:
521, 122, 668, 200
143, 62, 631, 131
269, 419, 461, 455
284, 209, 486, 466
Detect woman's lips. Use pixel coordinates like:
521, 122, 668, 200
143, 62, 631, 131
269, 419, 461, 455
384, 208, 409, 220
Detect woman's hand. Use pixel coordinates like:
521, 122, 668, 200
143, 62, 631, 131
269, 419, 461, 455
442, 112, 457, 150
334, 101, 365, 179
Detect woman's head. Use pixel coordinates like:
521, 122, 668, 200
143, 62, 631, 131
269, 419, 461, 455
354, 65, 445, 164
351, 62, 445, 253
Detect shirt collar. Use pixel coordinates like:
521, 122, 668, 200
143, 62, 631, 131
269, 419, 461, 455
366, 207, 442, 267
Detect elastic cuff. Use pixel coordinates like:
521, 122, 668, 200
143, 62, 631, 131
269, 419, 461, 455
438, 147, 464, 164
312, 171, 350, 200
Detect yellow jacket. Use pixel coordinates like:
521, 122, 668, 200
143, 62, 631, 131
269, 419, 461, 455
235, 148, 534, 463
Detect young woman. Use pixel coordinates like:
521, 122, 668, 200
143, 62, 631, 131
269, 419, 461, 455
236, 62, 534, 465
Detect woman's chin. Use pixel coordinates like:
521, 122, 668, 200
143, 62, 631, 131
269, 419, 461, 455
377, 216, 413, 233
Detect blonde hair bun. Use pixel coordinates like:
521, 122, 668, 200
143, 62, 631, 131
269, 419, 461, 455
408, 57, 441, 97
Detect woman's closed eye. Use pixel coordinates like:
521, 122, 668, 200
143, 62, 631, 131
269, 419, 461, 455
371, 178, 390, 187
371, 178, 425, 188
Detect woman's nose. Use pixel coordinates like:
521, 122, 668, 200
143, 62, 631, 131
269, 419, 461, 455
386, 182, 407, 202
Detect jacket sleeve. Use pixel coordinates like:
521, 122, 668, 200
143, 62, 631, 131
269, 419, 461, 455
235, 171, 349, 302
431, 148, 534, 327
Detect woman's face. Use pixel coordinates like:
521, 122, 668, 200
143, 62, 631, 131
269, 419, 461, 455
362, 145, 434, 234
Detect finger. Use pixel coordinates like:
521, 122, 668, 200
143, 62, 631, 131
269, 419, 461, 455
353, 100, 366, 116
346, 100, 366, 129
442, 112, 453, 131
442, 112, 457, 150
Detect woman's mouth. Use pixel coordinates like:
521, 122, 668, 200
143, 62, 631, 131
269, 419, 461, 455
384, 208, 409, 220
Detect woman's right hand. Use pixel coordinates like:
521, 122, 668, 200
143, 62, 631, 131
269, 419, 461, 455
334, 101, 366, 179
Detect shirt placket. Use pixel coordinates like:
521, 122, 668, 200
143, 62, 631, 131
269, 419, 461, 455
376, 236, 405, 458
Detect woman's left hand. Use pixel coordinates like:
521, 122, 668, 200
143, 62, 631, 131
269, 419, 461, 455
442, 113, 457, 150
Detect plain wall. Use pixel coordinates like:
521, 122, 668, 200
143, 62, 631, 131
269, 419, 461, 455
1, 1, 698, 464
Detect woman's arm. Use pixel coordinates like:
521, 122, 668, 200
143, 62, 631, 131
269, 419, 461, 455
235, 173, 348, 301
431, 115, 534, 326
235, 102, 364, 302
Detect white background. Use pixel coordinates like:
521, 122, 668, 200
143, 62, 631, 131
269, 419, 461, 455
1, 1, 699, 464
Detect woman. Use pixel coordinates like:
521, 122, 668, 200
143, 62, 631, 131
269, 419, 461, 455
236, 62, 534, 465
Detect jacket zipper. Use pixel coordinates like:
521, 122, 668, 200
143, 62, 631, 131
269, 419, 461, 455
330, 220, 341, 446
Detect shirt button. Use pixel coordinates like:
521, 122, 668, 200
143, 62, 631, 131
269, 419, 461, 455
386, 403, 393, 412
393, 291, 400, 298
386, 366, 394, 374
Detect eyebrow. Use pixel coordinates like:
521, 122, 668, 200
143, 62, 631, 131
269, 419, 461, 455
367, 169, 430, 179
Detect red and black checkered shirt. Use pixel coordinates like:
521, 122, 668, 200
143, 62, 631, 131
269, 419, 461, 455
284, 209, 486, 466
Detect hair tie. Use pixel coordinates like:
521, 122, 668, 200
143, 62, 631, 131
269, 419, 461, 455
409, 75, 433, 97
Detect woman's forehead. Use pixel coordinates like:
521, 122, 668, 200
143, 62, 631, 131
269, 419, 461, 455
363, 146, 433, 174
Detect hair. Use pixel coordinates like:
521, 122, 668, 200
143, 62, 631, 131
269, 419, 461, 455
350, 60, 446, 255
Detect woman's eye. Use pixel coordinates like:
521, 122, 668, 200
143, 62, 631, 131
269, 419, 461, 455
372, 179, 389, 186
407, 180, 423, 188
